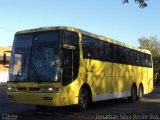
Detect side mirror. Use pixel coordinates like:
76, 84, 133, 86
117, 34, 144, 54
87, 53, 91, 58
3, 51, 11, 68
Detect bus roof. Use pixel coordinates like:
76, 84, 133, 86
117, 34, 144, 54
16, 26, 151, 55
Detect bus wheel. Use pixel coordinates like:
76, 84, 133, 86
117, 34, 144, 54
129, 84, 137, 102
78, 88, 89, 111
138, 84, 143, 100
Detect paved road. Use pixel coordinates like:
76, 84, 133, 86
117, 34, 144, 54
0, 87, 160, 120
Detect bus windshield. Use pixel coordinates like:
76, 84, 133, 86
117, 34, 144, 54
9, 34, 33, 81
9, 31, 61, 82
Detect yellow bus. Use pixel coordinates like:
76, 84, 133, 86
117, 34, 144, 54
5, 26, 153, 110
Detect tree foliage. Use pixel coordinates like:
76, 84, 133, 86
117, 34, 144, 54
138, 36, 160, 72
138, 36, 160, 56
123, 0, 148, 8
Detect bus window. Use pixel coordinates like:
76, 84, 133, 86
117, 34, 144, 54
29, 31, 61, 82
104, 42, 112, 62
62, 31, 79, 86
99, 40, 105, 61
82, 35, 90, 58
9, 34, 32, 82
146, 54, 152, 67
90, 38, 99, 59
62, 49, 73, 86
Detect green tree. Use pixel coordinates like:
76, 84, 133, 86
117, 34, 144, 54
123, 0, 148, 8
138, 36, 160, 72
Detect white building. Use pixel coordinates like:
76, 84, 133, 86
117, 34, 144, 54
0, 46, 11, 83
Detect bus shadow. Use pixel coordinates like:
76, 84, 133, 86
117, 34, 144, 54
87, 98, 133, 112
34, 98, 131, 113
19, 90, 160, 120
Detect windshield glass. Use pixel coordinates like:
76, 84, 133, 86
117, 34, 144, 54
9, 30, 61, 82
28, 31, 61, 82
9, 34, 33, 81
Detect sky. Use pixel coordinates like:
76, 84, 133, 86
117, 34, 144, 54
0, 0, 160, 47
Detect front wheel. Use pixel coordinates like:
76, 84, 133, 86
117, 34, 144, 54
78, 88, 89, 111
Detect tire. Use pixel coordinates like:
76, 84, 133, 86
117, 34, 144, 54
129, 84, 137, 102
78, 88, 89, 111
138, 85, 143, 100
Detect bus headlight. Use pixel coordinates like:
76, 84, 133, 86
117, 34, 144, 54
8, 87, 16, 92
40, 87, 59, 93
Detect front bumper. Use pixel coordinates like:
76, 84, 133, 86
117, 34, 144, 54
7, 91, 78, 107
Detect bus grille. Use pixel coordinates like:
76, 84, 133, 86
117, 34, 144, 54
29, 87, 40, 91
17, 87, 40, 92
17, 87, 26, 91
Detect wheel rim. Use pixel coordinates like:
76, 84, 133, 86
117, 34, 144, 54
79, 89, 88, 110
132, 86, 137, 100
139, 86, 143, 99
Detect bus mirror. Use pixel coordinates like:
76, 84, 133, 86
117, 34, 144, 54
3, 51, 11, 68
3, 53, 6, 65
63, 44, 75, 50
88, 53, 91, 58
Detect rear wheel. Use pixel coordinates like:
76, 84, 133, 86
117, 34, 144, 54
138, 85, 143, 100
78, 88, 89, 111
129, 84, 137, 102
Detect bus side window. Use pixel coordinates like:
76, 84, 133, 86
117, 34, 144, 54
134, 52, 138, 66
99, 40, 105, 60
141, 53, 145, 66
112, 45, 117, 63
104, 42, 112, 62
90, 38, 99, 59
130, 50, 134, 65
62, 49, 73, 85
62, 30, 79, 86
124, 48, 130, 64
82, 35, 90, 58
146, 54, 152, 67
